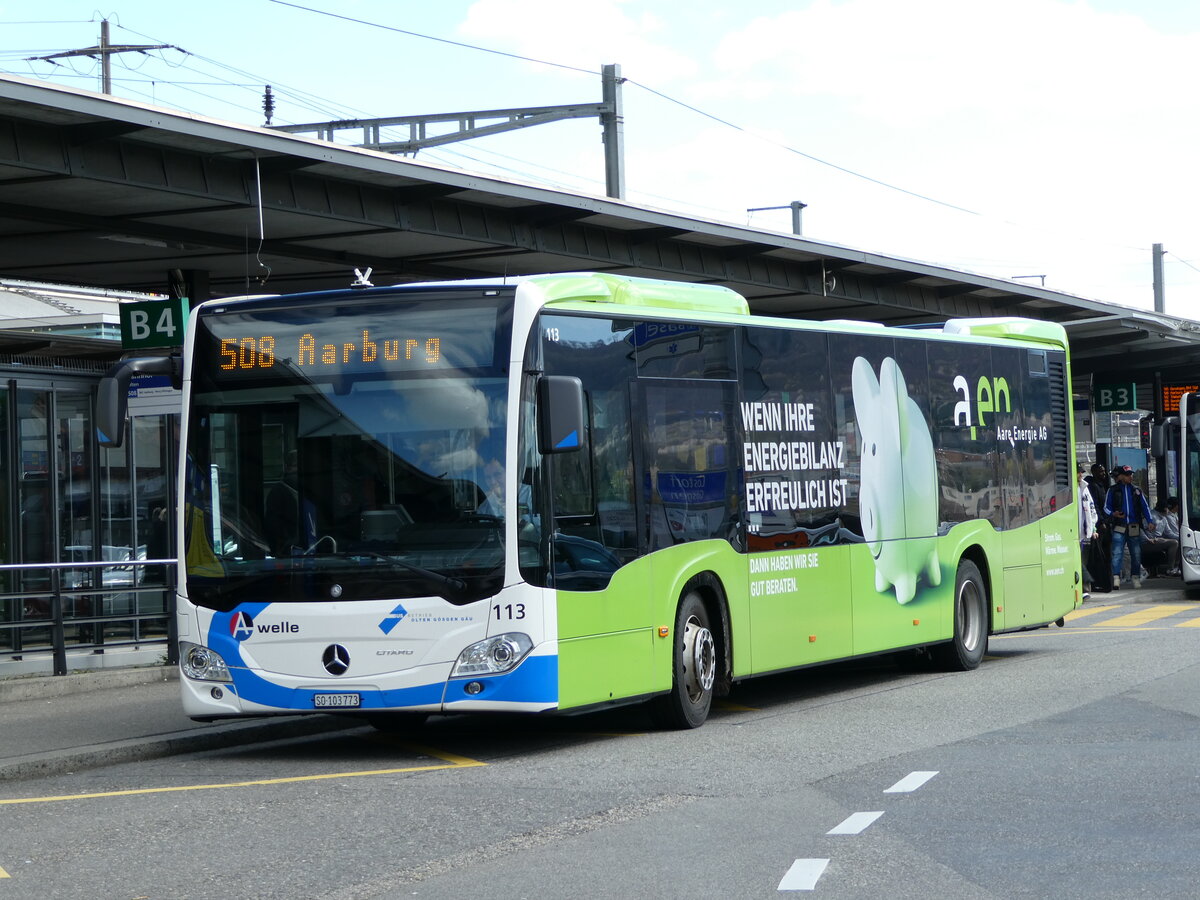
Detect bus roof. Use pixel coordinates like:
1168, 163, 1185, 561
195, 273, 1066, 349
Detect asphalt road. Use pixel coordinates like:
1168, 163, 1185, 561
3, 594, 1200, 899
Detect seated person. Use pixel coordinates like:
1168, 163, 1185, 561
1143, 498, 1180, 576
477, 459, 506, 517
477, 459, 533, 520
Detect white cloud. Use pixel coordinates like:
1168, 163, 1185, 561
441, 1, 1200, 312
711, 0, 1193, 122
641, 0, 1200, 311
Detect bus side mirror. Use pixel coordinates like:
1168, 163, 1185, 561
1151, 415, 1182, 458
537, 375, 584, 454
97, 355, 181, 448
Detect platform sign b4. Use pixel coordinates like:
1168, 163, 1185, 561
119, 298, 188, 349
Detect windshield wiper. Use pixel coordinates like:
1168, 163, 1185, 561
357, 550, 468, 602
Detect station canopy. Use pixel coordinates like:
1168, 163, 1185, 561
1, 73, 1199, 404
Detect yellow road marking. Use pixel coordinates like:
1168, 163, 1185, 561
1096, 605, 1195, 628
715, 700, 759, 712
0, 865, 9, 878
0, 742, 485, 806
1176, 616, 1200, 628
994, 625, 1162, 639
1066, 604, 1121, 619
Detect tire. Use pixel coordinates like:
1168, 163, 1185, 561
931, 559, 988, 671
650, 591, 717, 729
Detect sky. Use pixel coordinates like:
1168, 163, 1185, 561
3, 0, 1200, 317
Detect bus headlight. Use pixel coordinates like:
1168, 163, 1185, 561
179, 641, 233, 682
451, 633, 533, 677
1184, 548, 1200, 566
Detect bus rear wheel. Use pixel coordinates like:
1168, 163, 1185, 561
651, 591, 716, 729
932, 559, 987, 671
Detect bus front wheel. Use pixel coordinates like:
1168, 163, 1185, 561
651, 591, 717, 729
932, 559, 988, 671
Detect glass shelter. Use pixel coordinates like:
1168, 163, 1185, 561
0, 336, 178, 676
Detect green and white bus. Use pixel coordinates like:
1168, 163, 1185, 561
98, 272, 1080, 728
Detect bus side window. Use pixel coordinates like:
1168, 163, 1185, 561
529, 313, 640, 589
640, 378, 739, 551
744, 327, 848, 548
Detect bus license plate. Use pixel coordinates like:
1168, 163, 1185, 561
313, 693, 361, 708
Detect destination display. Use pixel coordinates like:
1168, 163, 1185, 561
195, 294, 508, 381
216, 330, 443, 372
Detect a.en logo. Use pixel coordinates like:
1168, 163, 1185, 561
952, 374, 1011, 440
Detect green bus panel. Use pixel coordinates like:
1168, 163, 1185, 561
748, 546, 854, 672
998, 524, 1044, 625
557, 542, 747, 710
1041, 507, 1079, 622
556, 507, 1080, 712
557, 629, 655, 709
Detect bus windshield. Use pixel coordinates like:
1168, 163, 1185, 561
184, 291, 513, 610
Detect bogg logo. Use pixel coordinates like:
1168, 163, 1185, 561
378, 604, 408, 635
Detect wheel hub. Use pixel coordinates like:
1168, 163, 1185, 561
683, 616, 716, 699
958, 581, 983, 652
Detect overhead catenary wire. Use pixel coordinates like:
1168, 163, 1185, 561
257, 0, 1163, 263
264, 0, 596, 76
264, 0, 983, 217
1165, 252, 1200, 277
0, 9, 1106, 237
4, 7, 1195, 278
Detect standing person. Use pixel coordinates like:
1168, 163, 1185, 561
1103, 465, 1155, 590
1085, 462, 1109, 510
1085, 462, 1111, 585
1077, 463, 1099, 599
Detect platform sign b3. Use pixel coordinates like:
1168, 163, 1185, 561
119, 298, 188, 349
1094, 382, 1136, 412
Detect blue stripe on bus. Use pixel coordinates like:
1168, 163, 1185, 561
227, 668, 448, 710
205, 608, 557, 710
445, 653, 558, 704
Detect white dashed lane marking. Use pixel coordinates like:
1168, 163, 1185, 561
779, 771, 939, 891
827, 810, 884, 835
884, 770, 939, 793
777, 859, 829, 891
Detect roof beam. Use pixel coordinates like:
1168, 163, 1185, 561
256, 156, 323, 175
722, 242, 779, 260
63, 120, 147, 145
871, 272, 924, 286
1068, 330, 1154, 353
508, 205, 595, 227
936, 284, 983, 299
623, 226, 691, 244
391, 184, 467, 202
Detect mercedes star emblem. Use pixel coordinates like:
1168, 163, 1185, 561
322, 643, 350, 676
